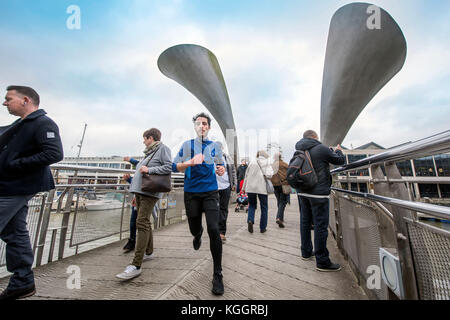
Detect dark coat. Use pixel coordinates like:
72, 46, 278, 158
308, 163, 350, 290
0, 109, 64, 196
295, 138, 345, 195
237, 164, 247, 181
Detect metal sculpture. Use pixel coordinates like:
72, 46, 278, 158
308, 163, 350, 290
157, 44, 239, 165
320, 2, 407, 146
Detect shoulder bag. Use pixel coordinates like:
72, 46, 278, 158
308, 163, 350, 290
141, 146, 171, 193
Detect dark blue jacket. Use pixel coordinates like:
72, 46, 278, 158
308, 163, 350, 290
295, 138, 345, 195
0, 109, 64, 196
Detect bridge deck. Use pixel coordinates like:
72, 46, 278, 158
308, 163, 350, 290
0, 195, 367, 300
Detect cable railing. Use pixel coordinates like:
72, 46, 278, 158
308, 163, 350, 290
329, 131, 450, 300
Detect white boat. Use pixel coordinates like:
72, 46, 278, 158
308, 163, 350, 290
84, 192, 125, 211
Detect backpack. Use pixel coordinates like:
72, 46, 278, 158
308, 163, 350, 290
286, 150, 318, 190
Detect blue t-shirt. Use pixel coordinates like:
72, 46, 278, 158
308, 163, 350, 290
172, 138, 224, 193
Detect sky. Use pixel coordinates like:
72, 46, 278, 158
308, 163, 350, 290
1, 0, 449, 162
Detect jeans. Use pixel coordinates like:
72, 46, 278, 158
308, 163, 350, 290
273, 186, 289, 221
247, 193, 268, 231
0, 195, 35, 290
298, 195, 331, 267
184, 191, 222, 275
132, 194, 158, 267
129, 206, 137, 242
218, 186, 231, 235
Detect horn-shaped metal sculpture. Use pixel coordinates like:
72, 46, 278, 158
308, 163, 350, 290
157, 44, 238, 165
320, 2, 407, 146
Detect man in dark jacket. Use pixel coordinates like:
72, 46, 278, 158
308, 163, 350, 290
295, 130, 345, 272
0, 86, 63, 299
236, 159, 247, 193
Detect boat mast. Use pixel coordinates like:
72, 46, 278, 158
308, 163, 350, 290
76, 123, 87, 165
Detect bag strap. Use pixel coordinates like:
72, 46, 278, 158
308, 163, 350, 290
257, 160, 269, 180
144, 145, 162, 168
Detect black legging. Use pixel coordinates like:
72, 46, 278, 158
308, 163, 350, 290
184, 191, 222, 275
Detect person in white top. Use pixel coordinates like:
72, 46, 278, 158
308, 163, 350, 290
242, 150, 273, 233
215, 142, 236, 242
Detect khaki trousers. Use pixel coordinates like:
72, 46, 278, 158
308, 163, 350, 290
132, 194, 158, 267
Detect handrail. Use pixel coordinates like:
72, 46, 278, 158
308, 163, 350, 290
51, 163, 185, 178
331, 130, 450, 174
331, 187, 450, 220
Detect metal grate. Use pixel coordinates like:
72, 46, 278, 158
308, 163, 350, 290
0, 194, 46, 267
406, 220, 450, 300
336, 195, 388, 299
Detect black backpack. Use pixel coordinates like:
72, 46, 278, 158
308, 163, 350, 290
287, 149, 318, 190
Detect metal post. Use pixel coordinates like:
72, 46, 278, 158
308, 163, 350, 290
58, 186, 75, 260
35, 189, 55, 267
48, 229, 58, 263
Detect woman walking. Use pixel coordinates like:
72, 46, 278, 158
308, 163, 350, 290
242, 151, 274, 233
116, 128, 172, 280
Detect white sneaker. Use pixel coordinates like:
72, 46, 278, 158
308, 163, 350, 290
116, 265, 141, 280
143, 253, 153, 261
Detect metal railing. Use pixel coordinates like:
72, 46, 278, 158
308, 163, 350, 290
330, 130, 450, 300
1, 165, 186, 273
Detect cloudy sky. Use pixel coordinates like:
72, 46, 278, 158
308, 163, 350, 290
1, 0, 449, 161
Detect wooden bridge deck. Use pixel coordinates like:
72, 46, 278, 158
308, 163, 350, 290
0, 195, 367, 300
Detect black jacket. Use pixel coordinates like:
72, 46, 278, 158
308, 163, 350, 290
295, 138, 345, 195
0, 109, 64, 196
237, 164, 247, 181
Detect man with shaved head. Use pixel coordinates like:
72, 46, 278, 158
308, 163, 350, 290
0, 86, 63, 299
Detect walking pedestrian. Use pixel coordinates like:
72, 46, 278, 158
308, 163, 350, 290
242, 150, 273, 233
295, 130, 345, 272
172, 112, 226, 295
121, 157, 158, 253
236, 159, 247, 194
0, 86, 64, 299
271, 153, 290, 228
116, 128, 172, 280
215, 142, 237, 243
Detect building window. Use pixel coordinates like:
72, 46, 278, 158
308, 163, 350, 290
414, 157, 436, 176
358, 183, 368, 193
350, 183, 358, 192
418, 184, 439, 198
396, 160, 413, 176
341, 182, 349, 190
109, 163, 120, 169
434, 154, 450, 177
347, 154, 369, 176
439, 184, 450, 198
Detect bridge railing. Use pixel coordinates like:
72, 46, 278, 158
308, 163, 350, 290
329, 130, 450, 300
0, 165, 185, 272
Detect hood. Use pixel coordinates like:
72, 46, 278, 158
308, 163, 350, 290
295, 138, 321, 151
